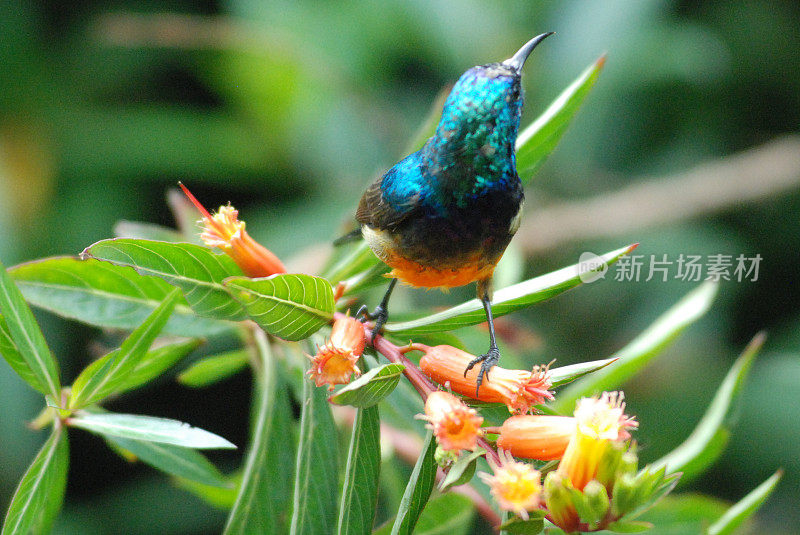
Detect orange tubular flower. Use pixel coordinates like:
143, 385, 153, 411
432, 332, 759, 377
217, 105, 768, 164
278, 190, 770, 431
496, 415, 575, 460
417, 345, 553, 414
180, 183, 286, 277
419, 391, 483, 452
307, 316, 366, 390
479, 449, 542, 520
556, 392, 638, 491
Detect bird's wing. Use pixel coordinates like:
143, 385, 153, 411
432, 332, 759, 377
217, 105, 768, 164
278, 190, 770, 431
356, 157, 425, 231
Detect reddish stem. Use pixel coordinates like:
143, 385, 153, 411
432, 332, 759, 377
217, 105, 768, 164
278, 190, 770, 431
333, 311, 502, 466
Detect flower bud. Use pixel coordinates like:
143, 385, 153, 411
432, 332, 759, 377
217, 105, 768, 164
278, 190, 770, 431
496, 415, 574, 460
417, 344, 553, 413
543, 472, 578, 532
581, 480, 610, 526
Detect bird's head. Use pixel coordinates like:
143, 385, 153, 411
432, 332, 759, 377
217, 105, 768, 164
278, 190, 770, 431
433, 33, 553, 153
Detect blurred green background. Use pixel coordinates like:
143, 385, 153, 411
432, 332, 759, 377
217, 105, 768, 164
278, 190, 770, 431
1, 0, 798, 533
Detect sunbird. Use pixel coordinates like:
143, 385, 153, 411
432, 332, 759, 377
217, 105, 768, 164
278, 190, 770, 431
357, 33, 553, 392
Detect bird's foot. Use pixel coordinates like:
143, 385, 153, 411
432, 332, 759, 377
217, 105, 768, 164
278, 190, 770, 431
464, 345, 500, 397
357, 304, 388, 342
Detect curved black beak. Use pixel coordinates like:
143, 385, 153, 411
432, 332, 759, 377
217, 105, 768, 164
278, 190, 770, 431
502, 32, 554, 73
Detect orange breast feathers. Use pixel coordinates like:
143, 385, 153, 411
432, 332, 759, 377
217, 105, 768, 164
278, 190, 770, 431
363, 226, 499, 289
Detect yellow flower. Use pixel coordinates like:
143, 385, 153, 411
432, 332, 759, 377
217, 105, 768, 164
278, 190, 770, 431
307, 316, 366, 390
416, 344, 553, 413
419, 391, 483, 452
496, 415, 575, 460
180, 183, 286, 277
557, 392, 637, 491
479, 449, 542, 520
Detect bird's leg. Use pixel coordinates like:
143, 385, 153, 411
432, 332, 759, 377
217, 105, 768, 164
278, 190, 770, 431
465, 279, 499, 396
357, 278, 397, 341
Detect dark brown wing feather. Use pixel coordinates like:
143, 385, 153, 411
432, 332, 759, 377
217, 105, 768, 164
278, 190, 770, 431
356, 176, 422, 231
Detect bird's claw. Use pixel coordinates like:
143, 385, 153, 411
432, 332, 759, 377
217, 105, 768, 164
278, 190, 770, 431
357, 305, 388, 342
464, 346, 500, 397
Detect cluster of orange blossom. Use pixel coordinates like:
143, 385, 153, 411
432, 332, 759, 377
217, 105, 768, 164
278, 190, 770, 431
184, 186, 648, 532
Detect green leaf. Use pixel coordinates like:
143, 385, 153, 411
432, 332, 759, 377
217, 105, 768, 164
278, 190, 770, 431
175, 475, 239, 510
0, 315, 42, 393
178, 349, 250, 388
651, 333, 762, 484
225, 274, 335, 341
290, 370, 340, 534
549, 357, 618, 388
82, 238, 247, 321
706, 470, 782, 535
439, 448, 485, 491
410, 493, 474, 535
337, 405, 381, 535
554, 281, 718, 413
390, 430, 437, 535
605, 520, 653, 533
515, 55, 605, 180
66, 339, 200, 404
498, 514, 545, 535
0, 257, 61, 399
384, 244, 636, 336
10, 257, 232, 337
118, 338, 203, 392
67, 411, 236, 449
2, 426, 69, 535
224, 332, 294, 533
324, 240, 381, 285
330, 363, 405, 408
105, 436, 231, 488
69, 289, 181, 409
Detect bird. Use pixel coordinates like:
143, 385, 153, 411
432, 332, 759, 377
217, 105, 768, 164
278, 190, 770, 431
356, 33, 553, 393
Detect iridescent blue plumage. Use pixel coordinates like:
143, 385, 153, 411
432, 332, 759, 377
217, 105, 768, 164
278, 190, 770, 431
357, 33, 553, 392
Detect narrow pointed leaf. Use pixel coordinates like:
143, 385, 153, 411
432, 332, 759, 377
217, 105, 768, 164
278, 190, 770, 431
290, 372, 340, 534
498, 513, 546, 535
224, 332, 294, 534
225, 274, 334, 341
106, 436, 230, 488
555, 281, 718, 413
119, 338, 202, 392
549, 357, 618, 388
69, 289, 181, 409
67, 411, 236, 449
68, 339, 200, 403
516, 55, 605, 180
82, 238, 246, 321
604, 520, 653, 533
706, 470, 783, 535
337, 405, 381, 535
0, 315, 41, 392
330, 363, 405, 408
384, 244, 636, 336
324, 240, 381, 285
651, 333, 762, 483
2, 426, 69, 535
178, 349, 250, 388
0, 257, 60, 399
10, 257, 232, 336
391, 430, 437, 535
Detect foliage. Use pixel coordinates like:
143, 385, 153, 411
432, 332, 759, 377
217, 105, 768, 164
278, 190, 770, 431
1, 3, 793, 533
